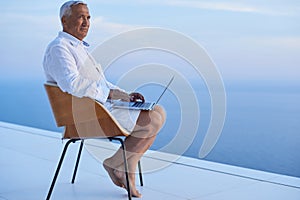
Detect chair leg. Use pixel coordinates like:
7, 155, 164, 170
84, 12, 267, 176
109, 137, 132, 200
138, 160, 143, 186
71, 139, 84, 184
108, 138, 144, 186
120, 139, 132, 200
46, 139, 80, 200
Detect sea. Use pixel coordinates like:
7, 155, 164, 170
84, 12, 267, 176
0, 79, 299, 178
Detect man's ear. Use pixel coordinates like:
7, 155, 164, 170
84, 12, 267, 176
61, 16, 67, 26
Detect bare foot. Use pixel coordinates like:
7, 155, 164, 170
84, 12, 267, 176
103, 159, 124, 188
114, 170, 142, 198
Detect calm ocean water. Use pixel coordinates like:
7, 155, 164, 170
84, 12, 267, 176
0, 79, 299, 178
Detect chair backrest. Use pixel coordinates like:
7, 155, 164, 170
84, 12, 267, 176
44, 83, 129, 138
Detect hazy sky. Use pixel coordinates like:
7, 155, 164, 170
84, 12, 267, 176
1, 0, 299, 81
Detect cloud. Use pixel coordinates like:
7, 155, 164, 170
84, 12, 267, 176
0, 13, 60, 80
164, 0, 300, 16
252, 36, 300, 49
88, 16, 140, 44
0, 13, 60, 39
92, 16, 138, 35
214, 35, 300, 81
2, 0, 299, 81
167, 1, 261, 13
92, 0, 300, 16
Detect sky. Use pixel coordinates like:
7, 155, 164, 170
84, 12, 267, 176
1, 0, 299, 82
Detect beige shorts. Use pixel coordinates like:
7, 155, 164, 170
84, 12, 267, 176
104, 102, 141, 133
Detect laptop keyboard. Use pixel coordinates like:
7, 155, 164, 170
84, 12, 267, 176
132, 102, 152, 108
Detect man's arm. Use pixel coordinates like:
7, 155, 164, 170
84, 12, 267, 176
44, 44, 110, 104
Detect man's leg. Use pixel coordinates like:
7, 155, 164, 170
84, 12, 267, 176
103, 105, 166, 197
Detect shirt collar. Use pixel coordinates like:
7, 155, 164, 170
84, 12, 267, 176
59, 31, 90, 48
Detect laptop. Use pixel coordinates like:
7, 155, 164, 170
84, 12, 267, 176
111, 76, 174, 110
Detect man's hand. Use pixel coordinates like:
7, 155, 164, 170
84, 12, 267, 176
108, 89, 130, 102
108, 90, 145, 102
129, 92, 145, 103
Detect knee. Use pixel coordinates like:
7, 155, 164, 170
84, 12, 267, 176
153, 105, 167, 124
135, 105, 166, 135
150, 105, 166, 132
153, 105, 166, 125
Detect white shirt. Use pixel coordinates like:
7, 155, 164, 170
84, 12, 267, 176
43, 31, 141, 133
43, 31, 121, 104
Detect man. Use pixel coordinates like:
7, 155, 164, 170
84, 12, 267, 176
43, 1, 166, 198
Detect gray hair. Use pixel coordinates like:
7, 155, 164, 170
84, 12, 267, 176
59, 1, 87, 19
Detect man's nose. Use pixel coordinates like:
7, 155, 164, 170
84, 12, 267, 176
82, 17, 89, 26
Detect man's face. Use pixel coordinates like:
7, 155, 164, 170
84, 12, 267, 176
62, 4, 90, 41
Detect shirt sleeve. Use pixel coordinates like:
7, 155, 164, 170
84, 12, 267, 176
44, 44, 110, 104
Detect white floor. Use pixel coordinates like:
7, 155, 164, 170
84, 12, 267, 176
0, 121, 300, 200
